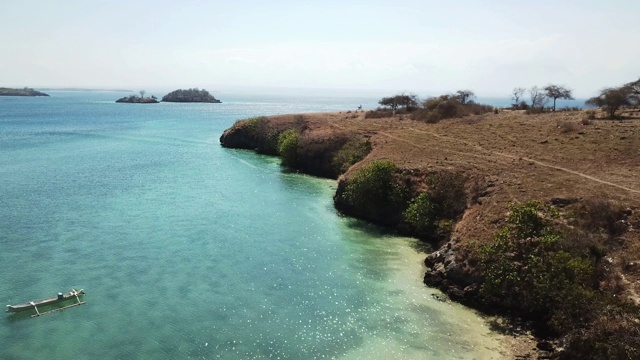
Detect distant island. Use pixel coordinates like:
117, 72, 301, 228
116, 90, 159, 104
0, 87, 49, 97
162, 88, 221, 103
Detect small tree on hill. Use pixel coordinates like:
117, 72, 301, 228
586, 87, 634, 118
544, 85, 574, 111
378, 94, 419, 114
139, 90, 146, 98
456, 90, 475, 105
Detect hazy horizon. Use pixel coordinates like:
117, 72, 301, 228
3, 1, 639, 98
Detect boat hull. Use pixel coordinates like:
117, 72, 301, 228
6, 290, 85, 312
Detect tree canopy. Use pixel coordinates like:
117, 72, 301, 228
544, 85, 574, 111
378, 94, 418, 112
456, 90, 475, 105
586, 87, 634, 118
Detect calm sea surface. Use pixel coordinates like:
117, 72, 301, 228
0, 91, 506, 359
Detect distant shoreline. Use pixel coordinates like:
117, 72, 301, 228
39, 88, 134, 92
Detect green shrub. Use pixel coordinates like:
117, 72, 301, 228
402, 171, 467, 241
412, 95, 493, 123
277, 129, 301, 167
478, 200, 640, 356
480, 201, 599, 333
341, 160, 409, 225
239, 116, 281, 154
331, 138, 371, 174
404, 193, 437, 236
246, 116, 269, 136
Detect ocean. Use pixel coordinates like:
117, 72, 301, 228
0, 91, 507, 359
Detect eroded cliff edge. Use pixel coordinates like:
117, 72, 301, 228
221, 110, 640, 358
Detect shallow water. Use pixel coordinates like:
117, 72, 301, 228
0, 91, 505, 359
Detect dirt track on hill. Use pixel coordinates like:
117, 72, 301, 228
313, 108, 640, 257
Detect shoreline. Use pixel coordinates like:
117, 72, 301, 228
220, 109, 640, 358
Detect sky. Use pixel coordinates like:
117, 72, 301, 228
2, 0, 639, 98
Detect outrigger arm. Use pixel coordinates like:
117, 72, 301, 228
30, 301, 40, 316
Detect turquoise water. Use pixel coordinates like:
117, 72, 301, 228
0, 92, 505, 359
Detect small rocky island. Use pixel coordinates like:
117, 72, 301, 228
0, 87, 49, 96
162, 88, 221, 103
116, 91, 159, 103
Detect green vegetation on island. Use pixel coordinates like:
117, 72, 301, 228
116, 90, 158, 103
0, 87, 49, 97
162, 88, 221, 103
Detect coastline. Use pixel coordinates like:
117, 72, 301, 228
220, 109, 640, 358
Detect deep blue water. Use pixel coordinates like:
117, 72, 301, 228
0, 91, 505, 359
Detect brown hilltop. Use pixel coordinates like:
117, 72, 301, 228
224, 108, 640, 283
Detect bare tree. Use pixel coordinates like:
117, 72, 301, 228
512, 87, 526, 106
140, 90, 146, 98
529, 86, 548, 109
456, 90, 475, 105
544, 85, 574, 111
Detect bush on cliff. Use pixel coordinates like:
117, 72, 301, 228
404, 193, 437, 237
480, 202, 598, 331
331, 138, 371, 174
338, 160, 409, 226
403, 171, 467, 241
479, 200, 640, 358
277, 129, 301, 167
276, 130, 370, 178
240, 116, 280, 154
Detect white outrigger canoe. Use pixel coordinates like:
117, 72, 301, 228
6, 289, 85, 317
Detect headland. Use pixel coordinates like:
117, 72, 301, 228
221, 106, 640, 359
